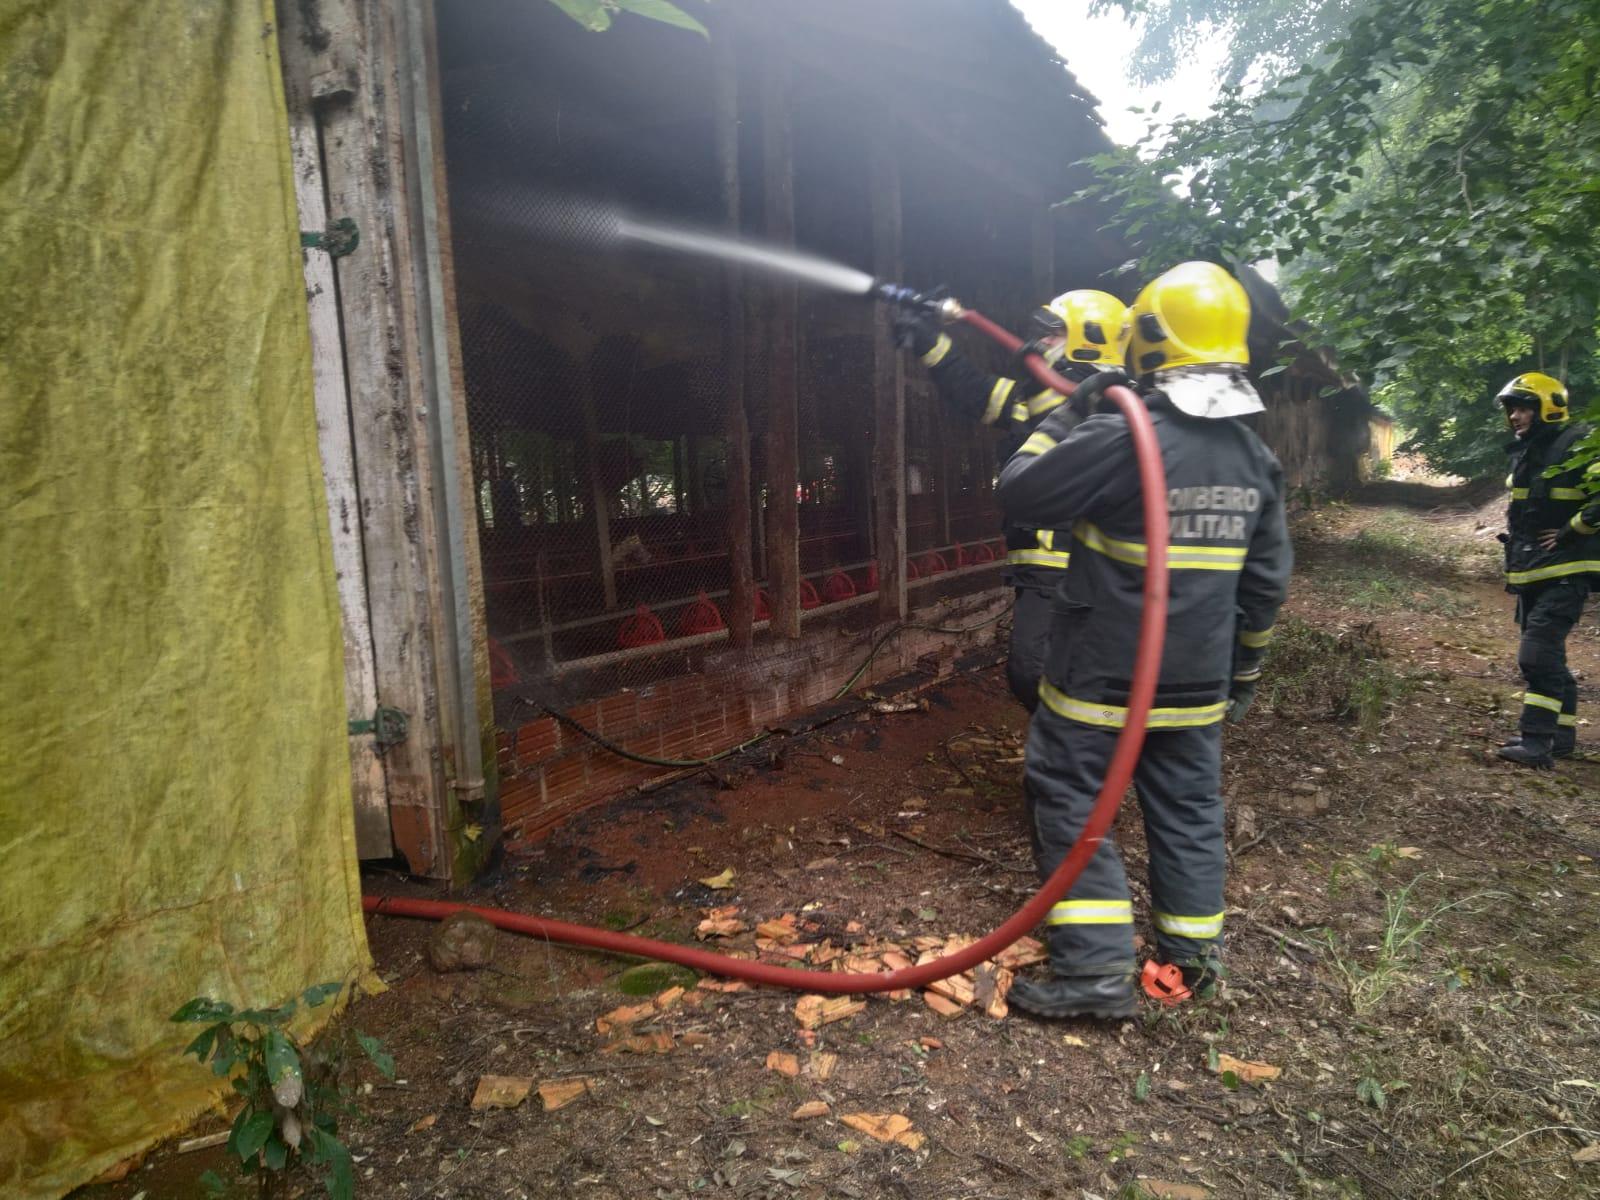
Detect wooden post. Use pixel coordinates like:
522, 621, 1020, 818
277, 0, 447, 875
581, 388, 618, 610
277, 6, 392, 861
1031, 205, 1055, 301
761, 36, 801, 639
713, 18, 754, 646
870, 118, 907, 621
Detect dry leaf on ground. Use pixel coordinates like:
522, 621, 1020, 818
1137, 1180, 1210, 1199
696, 917, 746, 939
699, 867, 736, 889
995, 936, 1048, 970
1216, 1053, 1281, 1083
791, 1101, 830, 1120
926, 971, 976, 1007
1571, 1143, 1600, 1164
755, 916, 801, 943
765, 1051, 800, 1077
595, 1001, 655, 1036
1396, 846, 1423, 858
406, 1114, 438, 1134
697, 978, 748, 993
840, 1112, 926, 1150
603, 1032, 674, 1055
653, 987, 685, 1011
794, 994, 866, 1029
471, 1075, 532, 1110
537, 1078, 593, 1111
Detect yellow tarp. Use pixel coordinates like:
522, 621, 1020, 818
0, 2, 372, 1195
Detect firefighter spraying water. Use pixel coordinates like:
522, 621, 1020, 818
369, 204, 1287, 1016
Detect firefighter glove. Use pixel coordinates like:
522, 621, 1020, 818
1072, 368, 1138, 415
1226, 679, 1257, 724
893, 311, 940, 356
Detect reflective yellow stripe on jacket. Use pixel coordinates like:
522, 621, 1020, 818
1039, 679, 1228, 729
1027, 389, 1067, 418
920, 333, 953, 368
1017, 430, 1057, 457
1506, 560, 1600, 586
1074, 522, 1248, 571
1007, 529, 1070, 570
982, 378, 1015, 426
1522, 691, 1563, 713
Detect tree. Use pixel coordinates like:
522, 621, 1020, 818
1094, 0, 1375, 89
1080, 0, 1600, 477
546, 0, 707, 38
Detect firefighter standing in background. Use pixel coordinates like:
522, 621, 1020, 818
1495, 373, 1600, 767
996, 262, 1292, 1018
897, 290, 1132, 711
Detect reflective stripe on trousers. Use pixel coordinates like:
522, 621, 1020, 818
1024, 704, 1226, 974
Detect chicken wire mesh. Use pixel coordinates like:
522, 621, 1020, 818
438, 19, 1024, 703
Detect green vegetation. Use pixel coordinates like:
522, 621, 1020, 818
1082, 0, 1600, 478
1309, 875, 1500, 1013
173, 984, 392, 1199
1261, 616, 1409, 732
616, 961, 698, 995
546, 0, 706, 38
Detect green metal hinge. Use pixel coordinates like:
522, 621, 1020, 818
349, 705, 408, 747
301, 217, 360, 258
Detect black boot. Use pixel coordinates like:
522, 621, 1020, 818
1554, 730, 1576, 759
1008, 971, 1136, 1020
1497, 733, 1555, 768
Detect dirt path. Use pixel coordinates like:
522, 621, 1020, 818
83, 493, 1600, 1199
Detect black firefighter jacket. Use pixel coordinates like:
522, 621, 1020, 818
917, 329, 1086, 587
997, 400, 1293, 730
1504, 422, 1600, 590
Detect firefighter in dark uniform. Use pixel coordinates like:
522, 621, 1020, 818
899, 290, 1131, 710
996, 262, 1293, 1018
1495, 373, 1600, 767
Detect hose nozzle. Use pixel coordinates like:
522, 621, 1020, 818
872, 281, 965, 324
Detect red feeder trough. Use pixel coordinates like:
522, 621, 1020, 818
677, 592, 726, 636
617, 604, 666, 649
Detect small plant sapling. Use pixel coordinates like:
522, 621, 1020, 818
172, 982, 393, 1199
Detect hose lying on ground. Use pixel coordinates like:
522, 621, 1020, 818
366, 309, 1167, 996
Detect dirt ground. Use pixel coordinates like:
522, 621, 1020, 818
83, 488, 1600, 1199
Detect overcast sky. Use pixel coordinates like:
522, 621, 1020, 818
1008, 1, 1226, 146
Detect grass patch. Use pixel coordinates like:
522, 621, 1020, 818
1310, 875, 1501, 1014
1300, 509, 1500, 614
1261, 617, 1411, 732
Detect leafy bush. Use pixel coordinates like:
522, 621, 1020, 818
1261, 617, 1410, 732
173, 982, 392, 1199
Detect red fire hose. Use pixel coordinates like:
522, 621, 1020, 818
365, 310, 1167, 995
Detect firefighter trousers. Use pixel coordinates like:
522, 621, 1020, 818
1007, 585, 1053, 712
1515, 578, 1588, 742
1022, 707, 1225, 975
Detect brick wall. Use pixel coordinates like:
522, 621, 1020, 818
496, 590, 1011, 845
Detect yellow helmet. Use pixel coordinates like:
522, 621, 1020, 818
1497, 372, 1569, 425
1032, 289, 1132, 366
1129, 261, 1251, 374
